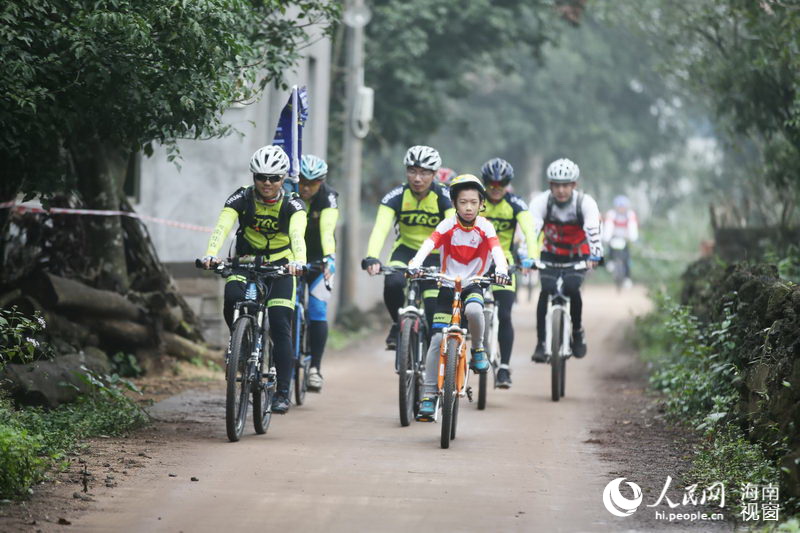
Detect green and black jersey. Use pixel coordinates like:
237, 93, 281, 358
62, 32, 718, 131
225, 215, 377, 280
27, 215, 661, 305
482, 192, 538, 261
366, 182, 455, 258
305, 182, 339, 262
206, 186, 307, 263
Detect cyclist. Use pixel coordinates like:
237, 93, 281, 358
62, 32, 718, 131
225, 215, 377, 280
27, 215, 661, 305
297, 154, 338, 392
362, 145, 454, 349
528, 158, 602, 361
202, 145, 307, 414
479, 157, 539, 389
406, 174, 509, 420
437, 167, 457, 187
602, 194, 638, 288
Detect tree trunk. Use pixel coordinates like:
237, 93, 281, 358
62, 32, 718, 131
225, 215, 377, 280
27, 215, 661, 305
71, 139, 130, 292
43, 273, 144, 321
524, 148, 545, 201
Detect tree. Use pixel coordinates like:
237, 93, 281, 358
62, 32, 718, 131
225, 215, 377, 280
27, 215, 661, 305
1, 0, 338, 289
611, 0, 800, 226
428, 11, 692, 209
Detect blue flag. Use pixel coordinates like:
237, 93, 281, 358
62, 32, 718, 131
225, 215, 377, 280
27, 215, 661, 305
272, 86, 309, 185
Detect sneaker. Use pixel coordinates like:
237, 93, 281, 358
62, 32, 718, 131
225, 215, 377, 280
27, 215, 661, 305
385, 323, 399, 350
572, 328, 587, 358
271, 391, 290, 414
531, 342, 547, 363
470, 349, 490, 373
416, 396, 437, 421
496, 365, 512, 389
308, 367, 323, 392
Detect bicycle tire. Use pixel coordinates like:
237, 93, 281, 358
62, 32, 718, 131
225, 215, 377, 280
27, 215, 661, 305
440, 337, 459, 449
451, 382, 459, 440
293, 312, 308, 406
560, 354, 566, 398
397, 318, 416, 427
478, 307, 493, 411
551, 309, 564, 402
253, 340, 274, 435
227, 317, 253, 442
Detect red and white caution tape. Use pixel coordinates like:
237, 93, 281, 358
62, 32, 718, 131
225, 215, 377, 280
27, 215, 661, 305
0, 201, 213, 233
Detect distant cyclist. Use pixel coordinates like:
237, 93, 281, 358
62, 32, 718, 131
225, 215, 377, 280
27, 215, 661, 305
202, 145, 307, 414
297, 154, 338, 392
437, 167, 457, 187
362, 146, 454, 349
528, 158, 602, 361
406, 174, 509, 420
602, 195, 638, 288
479, 157, 539, 389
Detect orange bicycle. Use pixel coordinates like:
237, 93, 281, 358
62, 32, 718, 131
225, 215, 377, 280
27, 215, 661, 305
427, 272, 497, 449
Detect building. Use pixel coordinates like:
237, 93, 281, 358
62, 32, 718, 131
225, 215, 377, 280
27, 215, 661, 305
131, 32, 331, 264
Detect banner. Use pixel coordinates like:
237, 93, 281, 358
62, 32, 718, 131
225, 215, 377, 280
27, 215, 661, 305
272, 85, 309, 183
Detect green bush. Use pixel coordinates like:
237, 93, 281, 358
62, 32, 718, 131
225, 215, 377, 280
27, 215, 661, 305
0, 424, 45, 498
0, 368, 149, 498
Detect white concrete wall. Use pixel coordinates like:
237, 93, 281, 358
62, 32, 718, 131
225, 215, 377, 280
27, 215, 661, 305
135, 31, 331, 263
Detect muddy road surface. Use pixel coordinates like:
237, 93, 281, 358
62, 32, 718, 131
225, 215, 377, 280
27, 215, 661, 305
31, 285, 729, 532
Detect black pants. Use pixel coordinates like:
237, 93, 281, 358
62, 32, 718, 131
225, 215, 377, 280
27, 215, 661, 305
224, 271, 296, 394
384, 244, 440, 332
536, 266, 586, 344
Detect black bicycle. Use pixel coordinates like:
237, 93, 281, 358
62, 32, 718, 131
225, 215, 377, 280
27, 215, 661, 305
196, 256, 291, 442
378, 265, 435, 427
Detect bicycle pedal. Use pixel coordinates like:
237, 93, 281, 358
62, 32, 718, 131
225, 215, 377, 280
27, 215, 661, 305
415, 416, 435, 423
466, 386, 473, 402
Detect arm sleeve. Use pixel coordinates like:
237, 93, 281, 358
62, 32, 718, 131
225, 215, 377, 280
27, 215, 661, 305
319, 207, 339, 256
366, 204, 396, 258
628, 211, 639, 242
205, 207, 238, 257
516, 210, 540, 260
408, 238, 436, 269
582, 196, 603, 258
289, 210, 308, 264
529, 192, 549, 238
491, 244, 509, 275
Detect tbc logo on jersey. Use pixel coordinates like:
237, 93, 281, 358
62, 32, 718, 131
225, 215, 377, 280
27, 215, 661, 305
602, 478, 643, 517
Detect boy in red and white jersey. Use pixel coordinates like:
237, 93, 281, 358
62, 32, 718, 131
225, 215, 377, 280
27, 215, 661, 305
407, 174, 509, 420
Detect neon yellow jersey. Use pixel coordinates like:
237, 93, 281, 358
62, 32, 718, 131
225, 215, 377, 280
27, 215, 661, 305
482, 192, 538, 260
366, 183, 454, 258
205, 187, 307, 263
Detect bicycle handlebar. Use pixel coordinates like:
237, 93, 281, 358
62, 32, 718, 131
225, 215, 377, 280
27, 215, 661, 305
195, 257, 291, 277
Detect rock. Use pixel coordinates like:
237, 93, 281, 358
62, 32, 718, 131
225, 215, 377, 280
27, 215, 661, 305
0, 349, 112, 408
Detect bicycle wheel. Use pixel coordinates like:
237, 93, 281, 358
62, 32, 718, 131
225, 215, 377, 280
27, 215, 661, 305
560, 355, 566, 398
293, 314, 308, 406
440, 337, 459, 449
227, 317, 253, 442
397, 318, 416, 427
478, 305, 497, 410
550, 309, 564, 402
253, 340, 274, 435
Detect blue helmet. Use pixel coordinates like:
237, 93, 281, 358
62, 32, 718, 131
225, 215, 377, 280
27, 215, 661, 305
613, 195, 630, 209
300, 154, 328, 181
480, 158, 514, 183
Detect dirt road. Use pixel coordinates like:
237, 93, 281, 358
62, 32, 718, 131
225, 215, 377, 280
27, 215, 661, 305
65, 285, 683, 532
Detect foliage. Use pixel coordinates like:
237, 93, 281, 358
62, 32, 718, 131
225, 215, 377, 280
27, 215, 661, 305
0, 307, 51, 370
430, 11, 692, 204
689, 425, 780, 514
110, 352, 144, 378
361, 0, 560, 149
0, 424, 44, 498
765, 245, 800, 284
0, 0, 339, 199
612, 0, 800, 224
0, 368, 148, 498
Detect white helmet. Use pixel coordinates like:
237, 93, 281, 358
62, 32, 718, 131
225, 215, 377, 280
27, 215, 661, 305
546, 158, 580, 183
250, 145, 290, 175
403, 145, 442, 171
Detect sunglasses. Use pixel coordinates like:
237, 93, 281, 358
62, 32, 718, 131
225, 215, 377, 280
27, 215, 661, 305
487, 179, 510, 187
254, 174, 283, 183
